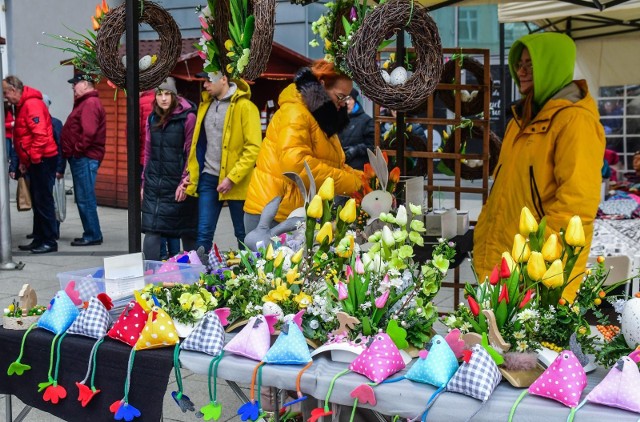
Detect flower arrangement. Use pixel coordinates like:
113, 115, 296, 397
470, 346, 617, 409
309, 0, 370, 76
39, 0, 110, 80
445, 207, 632, 363
196, 0, 255, 79
3, 301, 46, 318
138, 283, 218, 325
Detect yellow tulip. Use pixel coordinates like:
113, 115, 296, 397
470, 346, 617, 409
565, 215, 585, 247
291, 248, 304, 264
324, 38, 332, 50
501, 251, 516, 273
226, 63, 234, 74
316, 222, 333, 244
542, 259, 565, 289
318, 177, 335, 201
541, 234, 563, 262
519, 206, 538, 237
339, 198, 357, 223
274, 251, 284, 268
265, 243, 274, 261
527, 251, 546, 281
307, 195, 323, 219
224, 39, 235, 51
512, 234, 531, 263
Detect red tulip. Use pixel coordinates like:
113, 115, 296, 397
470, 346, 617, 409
500, 257, 511, 278
498, 284, 509, 304
489, 265, 500, 285
467, 296, 480, 316
519, 289, 533, 309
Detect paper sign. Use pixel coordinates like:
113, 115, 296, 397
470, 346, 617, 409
103, 253, 145, 299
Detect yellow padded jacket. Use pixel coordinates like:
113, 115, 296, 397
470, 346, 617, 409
185, 79, 262, 201
244, 83, 362, 222
473, 80, 605, 302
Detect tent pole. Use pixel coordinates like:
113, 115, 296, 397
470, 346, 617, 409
0, 53, 22, 270
125, 0, 142, 253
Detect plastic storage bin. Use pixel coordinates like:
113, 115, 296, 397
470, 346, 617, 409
57, 260, 205, 306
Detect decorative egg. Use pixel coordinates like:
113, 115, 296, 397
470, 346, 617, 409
139, 55, 153, 71
389, 66, 408, 86
262, 301, 284, 321
621, 297, 640, 349
381, 69, 390, 84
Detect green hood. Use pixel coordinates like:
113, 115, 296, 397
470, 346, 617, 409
508, 32, 576, 107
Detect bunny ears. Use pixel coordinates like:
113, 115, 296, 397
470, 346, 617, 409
366, 147, 389, 192
285, 161, 316, 209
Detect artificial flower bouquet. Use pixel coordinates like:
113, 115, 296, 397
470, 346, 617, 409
446, 207, 632, 370
137, 282, 218, 333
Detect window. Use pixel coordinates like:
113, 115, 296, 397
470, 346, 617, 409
458, 9, 478, 42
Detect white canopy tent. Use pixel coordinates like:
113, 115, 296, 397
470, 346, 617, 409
498, 0, 640, 93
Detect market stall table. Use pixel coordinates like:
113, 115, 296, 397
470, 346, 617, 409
0, 326, 174, 422
180, 347, 640, 421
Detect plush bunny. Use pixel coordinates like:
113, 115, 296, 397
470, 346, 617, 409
244, 162, 318, 251
361, 147, 393, 220
243, 196, 304, 251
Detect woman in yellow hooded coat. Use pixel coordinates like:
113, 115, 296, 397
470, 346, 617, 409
244, 60, 362, 230
473, 32, 605, 302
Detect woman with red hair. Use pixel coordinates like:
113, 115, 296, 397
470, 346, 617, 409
244, 59, 362, 231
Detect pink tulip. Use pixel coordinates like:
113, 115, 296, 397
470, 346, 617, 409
201, 30, 212, 41
375, 290, 390, 309
355, 255, 365, 274
197, 50, 207, 60
338, 282, 348, 300
199, 16, 209, 29
345, 265, 353, 282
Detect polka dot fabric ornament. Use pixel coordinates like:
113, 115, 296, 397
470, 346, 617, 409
528, 350, 587, 407
135, 306, 179, 350
406, 334, 459, 388
349, 332, 405, 383
584, 356, 640, 413
38, 290, 80, 335
107, 300, 149, 347
263, 320, 312, 365
447, 344, 501, 402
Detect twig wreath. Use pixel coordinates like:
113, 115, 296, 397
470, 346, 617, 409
346, 0, 443, 112
95, 1, 181, 91
440, 124, 502, 180
209, 0, 276, 80
439, 55, 490, 116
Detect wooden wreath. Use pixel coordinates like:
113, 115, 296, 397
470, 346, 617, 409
96, 1, 181, 91
211, 0, 276, 80
438, 56, 490, 116
346, 0, 443, 112
440, 125, 502, 181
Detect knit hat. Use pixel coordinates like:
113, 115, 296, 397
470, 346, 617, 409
156, 77, 177, 95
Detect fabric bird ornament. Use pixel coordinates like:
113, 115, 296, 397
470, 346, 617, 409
224, 314, 278, 361
509, 349, 588, 422
107, 300, 149, 347
179, 308, 231, 420
447, 344, 501, 402
568, 354, 640, 421
68, 293, 114, 408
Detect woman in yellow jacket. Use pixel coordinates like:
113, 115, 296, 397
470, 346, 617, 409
244, 60, 362, 230
473, 32, 605, 302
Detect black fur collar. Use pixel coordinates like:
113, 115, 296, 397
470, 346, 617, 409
294, 68, 349, 137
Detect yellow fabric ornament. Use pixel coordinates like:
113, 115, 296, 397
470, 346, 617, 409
134, 306, 179, 351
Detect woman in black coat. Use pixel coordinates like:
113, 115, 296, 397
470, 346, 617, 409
338, 88, 375, 170
141, 78, 198, 260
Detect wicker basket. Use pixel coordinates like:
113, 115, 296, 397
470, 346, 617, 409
346, 0, 443, 112
440, 125, 502, 180
210, 0, 276, 80
3, 315, 40, 330
438, 56, 490, 116
95, 1, 181, 91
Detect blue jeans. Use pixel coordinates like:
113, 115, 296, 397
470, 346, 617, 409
69, 157, 102, 242
196, 172, 245, 251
